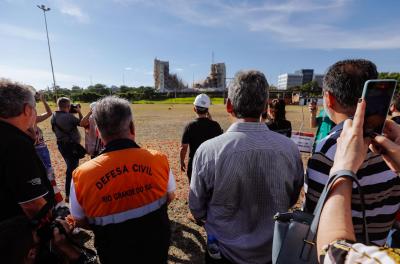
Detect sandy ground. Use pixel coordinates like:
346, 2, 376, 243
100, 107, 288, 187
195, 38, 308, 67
36, 102, 315, 264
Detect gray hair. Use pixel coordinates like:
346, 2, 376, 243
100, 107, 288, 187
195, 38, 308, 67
93, 96, 133, 139
228, 70, 269, 118
0, 79, 35, 118
57, 97, 71, 108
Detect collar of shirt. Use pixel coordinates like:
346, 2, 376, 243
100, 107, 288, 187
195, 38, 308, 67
227, 121, 270, 133
54, 110, 68, 115
329, 117, 354, 135
101, 138, 140, 154
0, 120, 34, 144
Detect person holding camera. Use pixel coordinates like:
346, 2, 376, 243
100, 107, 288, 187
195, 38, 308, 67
51, 97, 84, 203
0, 215, 96, 264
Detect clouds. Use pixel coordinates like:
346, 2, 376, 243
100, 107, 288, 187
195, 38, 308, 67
0, 23, 45, 41
56, 1, 90, 23
116, 0, 400, 50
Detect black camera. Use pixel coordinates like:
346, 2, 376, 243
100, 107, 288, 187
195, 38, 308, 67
70, 103, 81, 113
36, 206, 70, 242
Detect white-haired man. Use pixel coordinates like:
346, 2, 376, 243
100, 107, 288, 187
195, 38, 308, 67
70, 96, 176, 264
189, 71, 304, 264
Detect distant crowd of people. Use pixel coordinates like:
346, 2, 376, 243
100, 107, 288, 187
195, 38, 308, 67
1, 58, 400, 264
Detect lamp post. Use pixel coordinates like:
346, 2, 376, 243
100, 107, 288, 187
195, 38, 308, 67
37, 4, 57, 99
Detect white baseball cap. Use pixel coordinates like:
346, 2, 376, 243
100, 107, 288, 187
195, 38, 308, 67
193, 94, 211, 108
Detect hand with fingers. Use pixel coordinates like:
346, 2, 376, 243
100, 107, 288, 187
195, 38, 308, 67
180, 161, 186, 172
371, 120, 400, 173
308, 102, 318, 115
39, 92, 46, 102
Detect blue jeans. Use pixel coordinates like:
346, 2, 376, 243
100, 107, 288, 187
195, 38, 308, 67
57, 142, 79, 197
35, 145, 55, 182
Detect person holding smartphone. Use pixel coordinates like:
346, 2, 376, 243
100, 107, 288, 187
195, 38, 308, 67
305, 59, 400, 246
317, 99, 400, 263
309, 100, 335, 152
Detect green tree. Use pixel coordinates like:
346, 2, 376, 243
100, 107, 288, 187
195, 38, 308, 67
379, 72, 400, 92
71, 85, 83, 92
300, 81, 321, 96
87, 83, 110, 95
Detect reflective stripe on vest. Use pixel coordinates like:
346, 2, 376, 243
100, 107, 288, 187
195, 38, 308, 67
73, 147, 169, 219
87, 195, 167, 226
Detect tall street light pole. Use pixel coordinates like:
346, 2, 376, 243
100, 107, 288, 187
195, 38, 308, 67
37, 4, 57, 99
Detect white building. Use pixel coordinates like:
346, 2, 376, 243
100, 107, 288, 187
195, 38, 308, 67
277, 73, 303, 90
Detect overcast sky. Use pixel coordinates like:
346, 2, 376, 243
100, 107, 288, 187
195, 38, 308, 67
1, 0, 399, 89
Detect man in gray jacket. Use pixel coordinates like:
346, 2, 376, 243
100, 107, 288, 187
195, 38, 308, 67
189, 70, 304, 264
51, 97, 83, 202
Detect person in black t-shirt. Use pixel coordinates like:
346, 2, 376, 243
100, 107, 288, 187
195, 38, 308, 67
180, 94, 223, 181
265, 99, 292, 138
390, 95, 400, 125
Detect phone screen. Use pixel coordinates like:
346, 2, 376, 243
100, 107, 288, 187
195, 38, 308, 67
363, 80, 397, 135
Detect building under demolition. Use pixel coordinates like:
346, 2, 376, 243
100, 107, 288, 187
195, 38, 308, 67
154, 58, 186, 92
154, 59, 226, 92
194, 63, 226, 90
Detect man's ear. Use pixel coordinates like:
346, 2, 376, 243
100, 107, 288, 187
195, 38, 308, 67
26, 247, 38, 262
264, 100, 268, 115
325, 91, 335, 108
390, 104, 395, 113
226, 98, 234, 114
23, 104, 32, 117
129, 121, 135, 136
95, 126, 101, 138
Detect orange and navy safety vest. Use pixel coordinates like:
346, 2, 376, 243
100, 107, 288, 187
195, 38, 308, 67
72, 139, 169, 226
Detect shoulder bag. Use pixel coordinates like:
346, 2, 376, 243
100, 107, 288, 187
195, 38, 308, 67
272, 170, 369, 264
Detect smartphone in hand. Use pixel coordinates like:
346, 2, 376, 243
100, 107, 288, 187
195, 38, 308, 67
362, 79, 397, 136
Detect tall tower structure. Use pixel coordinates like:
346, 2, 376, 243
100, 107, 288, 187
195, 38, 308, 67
154, 58, 170, 92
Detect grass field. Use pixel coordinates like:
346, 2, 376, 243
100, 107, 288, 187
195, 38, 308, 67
134, 97, 225, 105
36, 102, 315, 264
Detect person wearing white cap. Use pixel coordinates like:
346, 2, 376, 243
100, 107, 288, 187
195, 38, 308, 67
80, 102, 103, 158
180, 94, 223, 181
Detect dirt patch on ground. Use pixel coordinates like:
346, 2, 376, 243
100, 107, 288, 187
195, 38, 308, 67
36, 103, 315, 264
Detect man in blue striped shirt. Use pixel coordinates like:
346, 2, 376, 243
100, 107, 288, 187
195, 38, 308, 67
305, 59, 400, 245
189, 70, 304, 264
